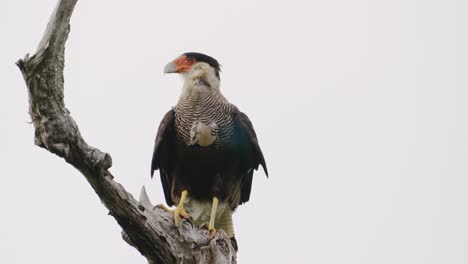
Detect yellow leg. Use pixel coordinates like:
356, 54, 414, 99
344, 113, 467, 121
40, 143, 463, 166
173, 190, 190, 224
208, 197, 219, 237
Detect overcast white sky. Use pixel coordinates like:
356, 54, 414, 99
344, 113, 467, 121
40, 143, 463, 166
1, 0, 468, 263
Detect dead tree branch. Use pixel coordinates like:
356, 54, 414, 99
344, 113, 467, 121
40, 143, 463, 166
16, 0, 236, 263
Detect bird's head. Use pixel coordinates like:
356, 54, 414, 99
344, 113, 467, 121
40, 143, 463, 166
164, 52, 221, 80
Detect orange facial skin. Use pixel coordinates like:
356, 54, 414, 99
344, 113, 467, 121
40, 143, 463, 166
173, 55, 195, 73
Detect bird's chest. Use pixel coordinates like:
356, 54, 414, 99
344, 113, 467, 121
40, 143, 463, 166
174, 105, 233, 148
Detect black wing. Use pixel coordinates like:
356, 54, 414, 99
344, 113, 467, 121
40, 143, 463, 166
233, 111, 268, 204
151, 109, 176, 206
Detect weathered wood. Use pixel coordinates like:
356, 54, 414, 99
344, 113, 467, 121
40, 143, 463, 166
16, 0, 237, 263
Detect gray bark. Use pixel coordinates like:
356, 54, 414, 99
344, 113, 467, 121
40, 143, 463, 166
16, 0, 237, 263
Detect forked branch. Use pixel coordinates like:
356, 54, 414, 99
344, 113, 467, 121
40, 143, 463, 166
16, 0, 236, 263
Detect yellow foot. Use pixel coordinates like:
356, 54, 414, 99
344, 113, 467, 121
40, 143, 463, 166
155, 203, 190, 224
173, 204, 190, 224
208, 226, 217, 237
156, 204, 172, 213
201, 222, 217, 237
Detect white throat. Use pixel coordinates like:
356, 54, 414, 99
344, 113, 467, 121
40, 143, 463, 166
181, 62, 220, 94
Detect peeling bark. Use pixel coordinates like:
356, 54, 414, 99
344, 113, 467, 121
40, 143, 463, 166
16, 0, 237, 263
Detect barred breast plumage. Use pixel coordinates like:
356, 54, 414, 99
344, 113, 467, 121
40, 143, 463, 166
174, 81, 237, 150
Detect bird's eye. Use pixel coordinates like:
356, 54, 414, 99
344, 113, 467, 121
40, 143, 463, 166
187, 57, 194, 62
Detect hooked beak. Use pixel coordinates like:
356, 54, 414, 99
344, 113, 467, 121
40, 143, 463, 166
164, 61, 177, 74
164, 55, 194, 74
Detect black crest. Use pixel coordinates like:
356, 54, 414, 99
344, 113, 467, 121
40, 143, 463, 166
183, 52, 221, 78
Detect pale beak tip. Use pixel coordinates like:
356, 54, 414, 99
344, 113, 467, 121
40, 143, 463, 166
164, 62, 177, 74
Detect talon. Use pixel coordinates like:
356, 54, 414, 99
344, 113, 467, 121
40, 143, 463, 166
173, 205, 190, 224
202, 221, 217, 237
155, 204, 172, 213
209, 226, 217, 237
180, 209, 190, 219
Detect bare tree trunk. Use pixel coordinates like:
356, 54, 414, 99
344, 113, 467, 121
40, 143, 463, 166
16, 1, 237, 263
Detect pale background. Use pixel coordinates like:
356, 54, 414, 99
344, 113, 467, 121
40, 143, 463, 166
1, 0, 468, 263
